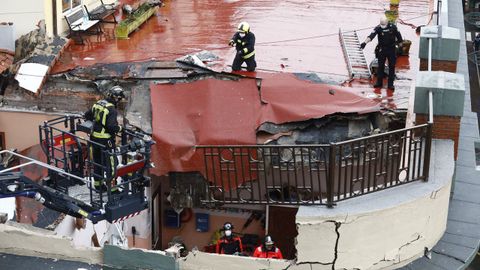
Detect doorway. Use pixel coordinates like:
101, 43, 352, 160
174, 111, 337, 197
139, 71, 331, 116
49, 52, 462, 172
268, 206, 298, 260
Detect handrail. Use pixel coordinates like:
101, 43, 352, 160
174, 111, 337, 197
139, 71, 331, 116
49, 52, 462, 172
335, 124, 429, 145
0, 150, 86, 183
198, 124, 432, 206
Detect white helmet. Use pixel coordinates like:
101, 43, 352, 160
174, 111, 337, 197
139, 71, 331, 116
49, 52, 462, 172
380, 17, 388, 28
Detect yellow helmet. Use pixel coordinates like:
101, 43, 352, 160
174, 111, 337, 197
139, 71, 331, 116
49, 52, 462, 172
238, 22, 250, 33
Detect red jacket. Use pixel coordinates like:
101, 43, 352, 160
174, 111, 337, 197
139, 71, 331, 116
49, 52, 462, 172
253, 245, 283, 259
216, 236, 243, 255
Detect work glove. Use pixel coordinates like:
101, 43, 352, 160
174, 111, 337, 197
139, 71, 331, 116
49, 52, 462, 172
360, 42, 366, 50
228, 40, 235, 47
236, 50, 243, 56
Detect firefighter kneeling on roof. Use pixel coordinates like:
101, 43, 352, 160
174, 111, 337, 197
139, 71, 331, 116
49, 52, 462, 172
84, 86, 124, 193
229, 22, 256, 72
253, 235, 283, 259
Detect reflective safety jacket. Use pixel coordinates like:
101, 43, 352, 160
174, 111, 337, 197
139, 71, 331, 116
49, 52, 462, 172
84, 99, 121, 140
367, 23, 403, 49
230, 31, 256, 59
216, 236, 243, 255
253, 245, 283, 259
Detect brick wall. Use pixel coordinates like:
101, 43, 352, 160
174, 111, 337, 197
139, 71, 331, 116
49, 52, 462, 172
419, 59, 457, 73
416, 114, 461, 159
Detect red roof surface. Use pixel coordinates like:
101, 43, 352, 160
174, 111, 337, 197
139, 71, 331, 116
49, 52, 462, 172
49, 0, 433, 175
52, 0, 430, 78
150, 73, 380, 176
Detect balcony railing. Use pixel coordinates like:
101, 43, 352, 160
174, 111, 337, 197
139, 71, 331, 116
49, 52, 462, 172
197, 124, 432, 207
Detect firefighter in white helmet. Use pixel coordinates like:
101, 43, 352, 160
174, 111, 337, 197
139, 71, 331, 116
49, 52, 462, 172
253, 235, 283, 259
360, 17, 403, 91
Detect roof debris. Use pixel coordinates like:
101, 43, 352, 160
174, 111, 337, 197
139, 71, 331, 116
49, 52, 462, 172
149, 72, 383, 176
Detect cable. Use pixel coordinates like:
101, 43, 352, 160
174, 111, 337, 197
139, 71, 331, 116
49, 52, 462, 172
121, 11, 435, 56
255, 12, 434, 46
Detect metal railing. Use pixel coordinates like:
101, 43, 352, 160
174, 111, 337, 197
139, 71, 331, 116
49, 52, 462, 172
38, 115, 153, 209
197, 124, 432, 207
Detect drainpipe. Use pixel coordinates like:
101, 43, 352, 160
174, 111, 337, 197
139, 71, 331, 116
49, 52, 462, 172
52, 0, 58, 36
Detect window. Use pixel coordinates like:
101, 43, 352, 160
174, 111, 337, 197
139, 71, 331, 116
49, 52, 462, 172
62, 0, 82, 13
0, 132, 5, 150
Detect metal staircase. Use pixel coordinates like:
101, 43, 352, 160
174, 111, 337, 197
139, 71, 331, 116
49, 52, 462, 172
339, 29, 371, 79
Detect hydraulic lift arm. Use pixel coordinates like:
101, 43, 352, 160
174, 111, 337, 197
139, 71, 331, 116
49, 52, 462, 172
0, 150, 102, 221
0, 115, 155, 224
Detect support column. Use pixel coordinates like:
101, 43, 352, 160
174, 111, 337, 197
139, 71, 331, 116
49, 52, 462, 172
414, 71, 465, 159
418, 26, 460, 72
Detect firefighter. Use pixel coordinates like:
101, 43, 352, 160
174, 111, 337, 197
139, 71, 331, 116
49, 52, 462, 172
361, 17, 403, 91
474, 33, 480, 52
253, 235, 283, 259
229, 22, 256, 72
216, 222, 244, 255
84, 86, 124, 192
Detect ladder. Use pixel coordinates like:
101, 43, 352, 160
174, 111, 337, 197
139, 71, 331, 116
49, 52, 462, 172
339, 29, 371, 79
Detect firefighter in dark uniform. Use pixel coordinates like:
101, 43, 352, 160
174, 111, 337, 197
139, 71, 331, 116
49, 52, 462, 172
84, 86, 124, 192
253, 235, 283, 259
229, 22, 256, 72
361, 17, 403, 91
216, 222, 244, 255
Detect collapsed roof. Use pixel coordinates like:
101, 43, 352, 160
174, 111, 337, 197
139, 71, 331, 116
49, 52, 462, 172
149, 72, 383, 176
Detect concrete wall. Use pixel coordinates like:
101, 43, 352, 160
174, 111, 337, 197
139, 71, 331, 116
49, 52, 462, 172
104, 245, 177, 270
0, 111, 57, 151
0, 0, 45, 39
0, 222, 102, 264
179, 251, 291, 270
123, 209, 151, 249
295, 139, 454, 269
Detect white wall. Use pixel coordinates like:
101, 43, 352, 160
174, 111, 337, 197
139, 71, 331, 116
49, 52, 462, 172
295, 140, 454, 269
54, 216, 108, 248
0, 111, 57, 151
0, 0, 45, 39
0, 222, 102, 264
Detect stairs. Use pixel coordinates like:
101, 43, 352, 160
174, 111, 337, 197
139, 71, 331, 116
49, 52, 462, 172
339, 29, 371, 79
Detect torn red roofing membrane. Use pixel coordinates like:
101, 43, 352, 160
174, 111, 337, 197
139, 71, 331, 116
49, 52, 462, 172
150, 73, 380, 176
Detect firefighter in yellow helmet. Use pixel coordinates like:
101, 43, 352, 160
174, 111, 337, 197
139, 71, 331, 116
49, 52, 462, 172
228, 22, 256, 72
84, 86, 124, 193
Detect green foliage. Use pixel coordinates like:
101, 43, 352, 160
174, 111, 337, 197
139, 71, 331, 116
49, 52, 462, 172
115, 3, 157, 39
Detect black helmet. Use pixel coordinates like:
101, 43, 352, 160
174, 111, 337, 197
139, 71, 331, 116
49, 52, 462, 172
107, 85, 125, 103
223, 222, 234, 231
